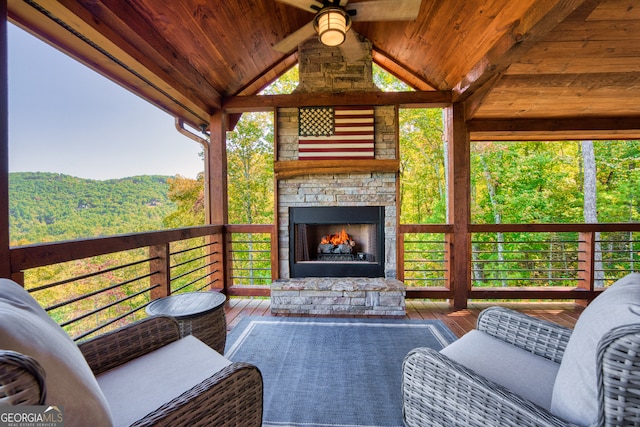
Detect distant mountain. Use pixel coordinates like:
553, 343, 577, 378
9, 172, 176, 245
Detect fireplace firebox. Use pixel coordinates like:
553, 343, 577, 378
289, 206, 385, 278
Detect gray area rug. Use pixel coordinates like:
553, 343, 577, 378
225, 317, 457, 427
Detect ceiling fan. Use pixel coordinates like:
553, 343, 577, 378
273, 0, 422, 61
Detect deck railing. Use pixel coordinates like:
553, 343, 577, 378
398, 223, 640, 301
11, 226, 224, 341
226, 224, 274, 290
9, 222, 639, 338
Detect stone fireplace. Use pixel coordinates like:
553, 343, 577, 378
271, 35, 405, 315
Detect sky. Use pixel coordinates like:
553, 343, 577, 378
8, 24, 205, 180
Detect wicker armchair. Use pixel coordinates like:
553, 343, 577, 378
0, 279, 263, 427
1, 315, 263, 426
81, 315, 263, 427
402, 273, 640, 427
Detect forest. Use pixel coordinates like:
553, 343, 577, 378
9, 172, 175, 245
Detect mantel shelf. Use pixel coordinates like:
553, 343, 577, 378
274, 159, 400, 179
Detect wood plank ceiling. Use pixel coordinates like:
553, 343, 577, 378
7, 0, 640, 140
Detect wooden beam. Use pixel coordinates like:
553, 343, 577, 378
274, 159, 400, 179
453, 0, 597, 102
208, 111, 229, 291
227, 286, 271, 297
223, 90, 451, 113
208, 111, 228, 225
470, 223, 640, 233
447, 103, 471, 309
469, 288, 601, 300
463, 72, 505, 120
468, 116, 640, 140
0, 0, 9, 278
406, 288, 454, 300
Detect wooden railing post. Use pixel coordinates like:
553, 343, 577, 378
150, 243, 170, 300
206, 231, 225, 291
444, 232, 453, 294
577, 231, 595, 306
397, 229, 405, 282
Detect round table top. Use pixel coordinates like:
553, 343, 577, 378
146, 291, 226, 320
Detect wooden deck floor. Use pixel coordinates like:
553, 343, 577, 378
224, 297, 583, 338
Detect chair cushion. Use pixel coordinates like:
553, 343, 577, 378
97, 334, 232, 426
441, 329, 561, 410
0, 279, 112, 427
551, 272, 640, 426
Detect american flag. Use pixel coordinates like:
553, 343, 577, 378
298, 106, 375, 160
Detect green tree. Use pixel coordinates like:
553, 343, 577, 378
373, 64, 412, 91
399, 108, 446, 223
371, 64, 448, 224
163, 174, 205, 227
261, 66, 299, 95
226, 113, 274, 224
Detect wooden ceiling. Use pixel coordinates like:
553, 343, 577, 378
8, 0, 640, 140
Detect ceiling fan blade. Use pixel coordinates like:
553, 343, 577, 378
348, 0, 422, 21
339, 30, 368, 63
275, 0, 324, 13
273, 21, 316, 53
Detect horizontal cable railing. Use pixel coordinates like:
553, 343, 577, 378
22, 248, 160, 341
593, 231, 639, 287
402, 233, 448, 287
169, 237, 221, 293
399, 223, 639, 300
12, 226, 222, 341
227, 224, 273, 287
469, 226, 639, 291
471, 232, 583, 287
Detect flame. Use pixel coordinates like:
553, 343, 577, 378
321, 228, 352, 245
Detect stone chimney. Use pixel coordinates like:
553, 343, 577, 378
276, 33, 398, 281
294, 34, 379, 93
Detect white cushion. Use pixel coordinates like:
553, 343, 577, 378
0, 279, 112, 427
441, 329, 560, 410
97, 334, 232, 426
551, 273, 640, 426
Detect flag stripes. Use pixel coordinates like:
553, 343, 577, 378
298, 106, 374, 160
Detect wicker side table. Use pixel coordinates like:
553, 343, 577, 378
146, 291, 227, 354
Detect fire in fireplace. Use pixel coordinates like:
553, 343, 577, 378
317, 228, 364, 262
289, 206, 385, 278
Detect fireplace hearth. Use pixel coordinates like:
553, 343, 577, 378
289, 206, 385, 278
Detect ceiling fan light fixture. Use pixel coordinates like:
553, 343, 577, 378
313, 7, 352, 47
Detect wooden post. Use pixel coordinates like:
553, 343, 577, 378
208, 110, 229, 292
0, 1, 10, 279
271, 108, 279, 282
397, 230, 405, 282
150, 243, 170, 299
577, 231, 595, 306
446, 103, 471, 309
